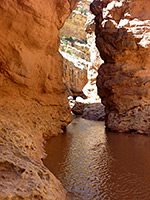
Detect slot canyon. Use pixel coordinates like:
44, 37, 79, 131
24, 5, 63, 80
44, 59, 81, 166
0, 0, 150, 199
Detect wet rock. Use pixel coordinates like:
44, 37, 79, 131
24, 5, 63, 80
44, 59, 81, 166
91, 0, 150, 133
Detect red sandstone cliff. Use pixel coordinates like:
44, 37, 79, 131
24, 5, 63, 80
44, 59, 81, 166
91, 0, 150, 133
0, 0, 79, 199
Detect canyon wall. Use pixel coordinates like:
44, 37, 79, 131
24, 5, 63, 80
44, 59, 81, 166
59, 0, 91, 97
0, 0, 79, 199
59, 0, 92, 40
62, 57, 88, 96
59, 0, 102, 101
83, 14, 103, 101
91, 0, 150, 133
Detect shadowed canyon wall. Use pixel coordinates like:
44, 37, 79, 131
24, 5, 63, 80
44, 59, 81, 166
91, 0, 150, 133
0, 0, 79, 199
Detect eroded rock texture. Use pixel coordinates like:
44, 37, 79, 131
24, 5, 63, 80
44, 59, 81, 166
0, 0, 78, 199
59, 0, 92, 40
91, 0, 150, 133
59, 0, 91, 97
63, 58, 88, 96
83, 14, 103, 101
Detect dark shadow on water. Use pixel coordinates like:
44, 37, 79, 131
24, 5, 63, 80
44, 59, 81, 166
44, 117, 150, 200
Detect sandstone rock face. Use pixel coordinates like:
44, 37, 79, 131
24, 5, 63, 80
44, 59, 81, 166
59, 1, 92, 97
0, 0, 79, 198
60, 41, 89, 97
0, 125, 67, 200
59, 0, 92, 40
60, 0, 105, 122
63, 57, 88, 96
91, 0, 150, 133
83, 14, 103, 101
59, 0, 103, 103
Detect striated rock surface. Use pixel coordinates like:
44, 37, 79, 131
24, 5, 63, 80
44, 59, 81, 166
60, 0, 103, 103
91, 0, 150, 133
83, 14, 103, 101
63, 57, 88, 96
0, 0, 79, 199
59, 0, 92, 40
59, 0, 92, 97
60, 0, 105, 121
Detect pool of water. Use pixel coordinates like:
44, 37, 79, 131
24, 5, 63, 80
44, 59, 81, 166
44, 117, 150, 200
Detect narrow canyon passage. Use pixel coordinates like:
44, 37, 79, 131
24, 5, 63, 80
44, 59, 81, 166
44, 117, 150, 200
1, 0, 150, 199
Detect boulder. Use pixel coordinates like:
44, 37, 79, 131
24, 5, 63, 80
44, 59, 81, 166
72, 100, 105, 121
72, 101, 86, 115
82, 103, 105, 121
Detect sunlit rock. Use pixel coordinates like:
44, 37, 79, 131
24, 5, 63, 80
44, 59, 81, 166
91, 0, 150, 133
59, 1, 92, 97
83, 14, 103, 101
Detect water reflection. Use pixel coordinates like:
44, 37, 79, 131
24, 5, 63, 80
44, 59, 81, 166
44, 117, 150, 200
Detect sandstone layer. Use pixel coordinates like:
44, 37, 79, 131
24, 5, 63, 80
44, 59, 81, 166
0, 0, 79, 199
60, 0, 103, 102
83, 14, 103, 101
59, 0, 92, 40
91, 0, 150, 133
60, 40, 89, 97
63, 57, 88, 97
59, 0, 91, 97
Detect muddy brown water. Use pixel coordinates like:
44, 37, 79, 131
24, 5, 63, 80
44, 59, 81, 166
44, 117, 150, 200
